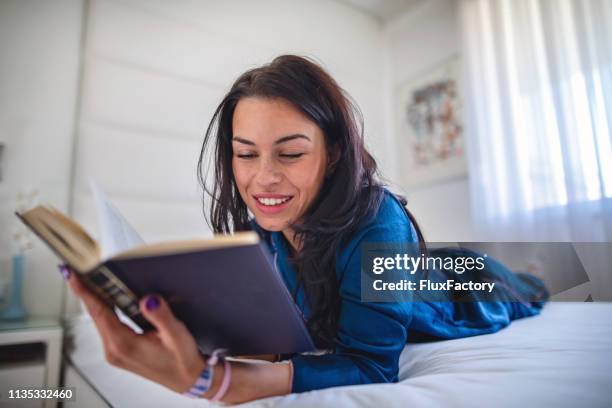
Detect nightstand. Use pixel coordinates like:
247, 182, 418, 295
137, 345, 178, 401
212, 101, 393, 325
0, 318, 63, 408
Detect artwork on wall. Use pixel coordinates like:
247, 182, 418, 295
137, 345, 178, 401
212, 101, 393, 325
395, 55, 467, 188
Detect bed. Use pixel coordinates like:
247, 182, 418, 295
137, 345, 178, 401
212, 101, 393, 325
62, 302, 612, 407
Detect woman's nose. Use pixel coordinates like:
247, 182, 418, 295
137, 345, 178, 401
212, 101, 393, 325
255, 159, 282, 187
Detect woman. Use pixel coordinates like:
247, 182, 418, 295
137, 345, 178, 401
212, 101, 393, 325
64, 55, 547, 404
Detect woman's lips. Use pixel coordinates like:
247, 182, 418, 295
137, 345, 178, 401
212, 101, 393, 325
253, 195, 294, 215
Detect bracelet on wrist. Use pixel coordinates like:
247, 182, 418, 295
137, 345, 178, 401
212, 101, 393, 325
183, 361, 214, 398
182, 349, 227, 399
210, 357, 231, 402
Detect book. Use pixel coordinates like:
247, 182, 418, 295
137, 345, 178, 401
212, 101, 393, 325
15, 189, 315, 356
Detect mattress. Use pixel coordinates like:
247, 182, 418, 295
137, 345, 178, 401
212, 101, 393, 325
64, 302, 612, 407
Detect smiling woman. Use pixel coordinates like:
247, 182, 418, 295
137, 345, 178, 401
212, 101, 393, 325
65, 55, 548, 405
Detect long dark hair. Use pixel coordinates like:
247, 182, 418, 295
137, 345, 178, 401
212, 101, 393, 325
198, 55, 425, 348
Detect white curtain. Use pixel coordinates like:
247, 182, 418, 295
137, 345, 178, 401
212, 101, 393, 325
460, 0, 612, 242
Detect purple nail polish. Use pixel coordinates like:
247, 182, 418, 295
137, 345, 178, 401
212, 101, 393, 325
58, 264, 71, 280
145, 295, 160, 311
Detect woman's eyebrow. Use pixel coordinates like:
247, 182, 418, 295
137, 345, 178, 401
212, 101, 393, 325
232, 137, 255, 145
232, 134, 311, 145
274, 134, 311, 144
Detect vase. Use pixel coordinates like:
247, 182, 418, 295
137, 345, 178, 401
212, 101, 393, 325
0, 254, 28, 321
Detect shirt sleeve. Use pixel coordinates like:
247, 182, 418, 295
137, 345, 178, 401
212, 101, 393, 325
290, 219, 417, 393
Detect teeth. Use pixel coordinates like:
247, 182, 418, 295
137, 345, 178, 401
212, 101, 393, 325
257, 197, 290, 206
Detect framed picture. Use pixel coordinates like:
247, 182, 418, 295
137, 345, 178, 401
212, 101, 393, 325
395, 56, 467, 188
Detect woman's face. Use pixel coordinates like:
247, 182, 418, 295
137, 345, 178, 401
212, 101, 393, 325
232, 97, 329, 236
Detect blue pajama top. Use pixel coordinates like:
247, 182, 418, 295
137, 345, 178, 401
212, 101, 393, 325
251, 189, 547, 393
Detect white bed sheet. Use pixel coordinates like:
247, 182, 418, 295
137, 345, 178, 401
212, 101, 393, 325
65, 302, 612, 407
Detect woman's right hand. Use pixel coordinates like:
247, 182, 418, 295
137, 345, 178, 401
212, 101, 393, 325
62, 266, 207, 394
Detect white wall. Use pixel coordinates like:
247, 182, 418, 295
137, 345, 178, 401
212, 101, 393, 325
0, 0, 84, 317
383, 0, 477, 241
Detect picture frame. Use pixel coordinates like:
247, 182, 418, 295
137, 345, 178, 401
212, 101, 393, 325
395, 55, 467, 188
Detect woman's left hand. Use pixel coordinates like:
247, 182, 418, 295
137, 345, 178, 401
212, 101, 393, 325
64, 267, 205, 393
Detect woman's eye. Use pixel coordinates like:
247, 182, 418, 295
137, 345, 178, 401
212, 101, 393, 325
236, 153, 257, 159
280, 153, 304, 159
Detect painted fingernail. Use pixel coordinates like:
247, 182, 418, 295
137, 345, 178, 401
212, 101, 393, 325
145, 295, 160, 311
58, 264, 71, 280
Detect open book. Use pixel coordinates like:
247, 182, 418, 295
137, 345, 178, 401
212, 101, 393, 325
15, 184, 314, 356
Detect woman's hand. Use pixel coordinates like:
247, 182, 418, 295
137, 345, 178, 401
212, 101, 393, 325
64, 267, 205, 394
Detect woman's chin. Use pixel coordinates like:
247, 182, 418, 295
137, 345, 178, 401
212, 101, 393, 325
255, 218, 290, 232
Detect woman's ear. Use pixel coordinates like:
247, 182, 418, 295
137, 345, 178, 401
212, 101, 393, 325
326, 145, 341, 176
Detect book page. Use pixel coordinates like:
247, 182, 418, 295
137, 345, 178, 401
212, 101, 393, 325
90, 180, 145, 259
